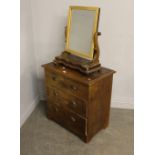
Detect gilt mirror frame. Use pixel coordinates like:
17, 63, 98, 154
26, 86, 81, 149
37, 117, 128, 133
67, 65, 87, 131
65, 6, 100, 60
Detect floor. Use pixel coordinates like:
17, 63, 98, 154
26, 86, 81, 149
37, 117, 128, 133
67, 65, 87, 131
21, 102, 134, 155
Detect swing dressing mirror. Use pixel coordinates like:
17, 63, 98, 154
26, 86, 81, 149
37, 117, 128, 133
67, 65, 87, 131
65, 6, 100, 60
55, 6, 101, 74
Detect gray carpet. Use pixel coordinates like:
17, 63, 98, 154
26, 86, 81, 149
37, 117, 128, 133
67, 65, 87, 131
21, 101, 134, 155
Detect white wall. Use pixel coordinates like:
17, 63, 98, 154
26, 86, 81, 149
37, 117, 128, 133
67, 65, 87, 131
20, 0, 39, 126
30, 0, 134, 109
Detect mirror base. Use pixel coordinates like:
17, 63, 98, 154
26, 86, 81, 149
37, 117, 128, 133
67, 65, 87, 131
54, 51, 101, 75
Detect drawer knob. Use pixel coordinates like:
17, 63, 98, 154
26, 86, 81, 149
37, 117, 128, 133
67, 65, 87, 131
71, 85, 77, 90
53, 90, 58, 96
71, 101, 77, 107
71, 116, 76, 122
62, 70, 67, 74
54, 107, 59, 112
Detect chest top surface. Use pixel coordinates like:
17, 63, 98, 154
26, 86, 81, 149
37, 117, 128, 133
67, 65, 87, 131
42, 62, 115, 86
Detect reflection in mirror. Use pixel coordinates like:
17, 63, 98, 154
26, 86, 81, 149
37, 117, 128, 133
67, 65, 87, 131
66, 7, 99, 60
70, 10, 96, 54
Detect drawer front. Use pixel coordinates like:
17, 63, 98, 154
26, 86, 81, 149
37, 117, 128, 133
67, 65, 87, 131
45, 71, 63, 88
47, 86, 86, 117
47, 103, 86, 135
64, 108, 86, 135
45, 71, 88, 99
47, 102, 64, 125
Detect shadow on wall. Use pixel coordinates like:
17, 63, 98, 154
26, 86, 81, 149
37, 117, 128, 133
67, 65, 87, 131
38, 78, 46, 100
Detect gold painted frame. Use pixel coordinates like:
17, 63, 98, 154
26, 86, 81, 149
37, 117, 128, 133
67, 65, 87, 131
65, 6, 100, 60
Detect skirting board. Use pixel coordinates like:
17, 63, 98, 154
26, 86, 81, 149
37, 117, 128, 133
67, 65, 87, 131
20, 96, 39, 127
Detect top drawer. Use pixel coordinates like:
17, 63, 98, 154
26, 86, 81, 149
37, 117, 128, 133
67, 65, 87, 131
45, 71, 88, 99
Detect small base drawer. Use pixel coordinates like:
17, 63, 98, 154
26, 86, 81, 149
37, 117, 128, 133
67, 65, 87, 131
64, 107, 86, 135
47, 103, 64, 125
47, 103, 87, 136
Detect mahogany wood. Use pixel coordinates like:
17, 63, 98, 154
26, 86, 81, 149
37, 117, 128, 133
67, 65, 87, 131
42, 62, 115, 142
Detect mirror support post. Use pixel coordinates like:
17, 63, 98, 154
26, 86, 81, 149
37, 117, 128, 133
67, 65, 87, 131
93, 32, 101, 63
65, 26, 67, 43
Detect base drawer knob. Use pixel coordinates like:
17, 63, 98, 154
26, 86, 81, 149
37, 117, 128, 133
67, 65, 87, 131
54, 107, 59, 112
53, 90, 58, 96
71, 85, 78, 90
70, 116, 76, 122
71, 101, 77, 107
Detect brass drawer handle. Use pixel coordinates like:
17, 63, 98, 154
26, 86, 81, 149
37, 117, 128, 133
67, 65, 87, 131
70, 116, 76, 122
71, 85, 78, 90
71, 101, 77, 107
54, 107, 59, 112
53, 90, 58, 96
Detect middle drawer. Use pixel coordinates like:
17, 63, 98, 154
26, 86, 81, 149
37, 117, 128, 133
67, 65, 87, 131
47, 86, 86, 117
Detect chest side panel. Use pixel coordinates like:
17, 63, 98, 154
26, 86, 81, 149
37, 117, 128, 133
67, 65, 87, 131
87, 74, 113, 140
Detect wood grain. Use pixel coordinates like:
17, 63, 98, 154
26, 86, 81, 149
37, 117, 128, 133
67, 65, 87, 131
42, 62, 115, 142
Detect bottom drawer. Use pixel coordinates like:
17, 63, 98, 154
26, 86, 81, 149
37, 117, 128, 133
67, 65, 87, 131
47, 103, 64, 125
47, 103, 87, 136
65, 108, 86, 135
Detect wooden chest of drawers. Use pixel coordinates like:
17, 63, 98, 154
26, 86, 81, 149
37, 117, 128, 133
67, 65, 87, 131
42, 62, 115, 142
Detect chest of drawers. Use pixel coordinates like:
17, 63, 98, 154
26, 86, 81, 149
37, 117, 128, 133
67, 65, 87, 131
42, 62, 115, 142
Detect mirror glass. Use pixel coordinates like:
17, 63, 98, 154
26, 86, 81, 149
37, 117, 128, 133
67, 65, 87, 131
65, 6, 99, 60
